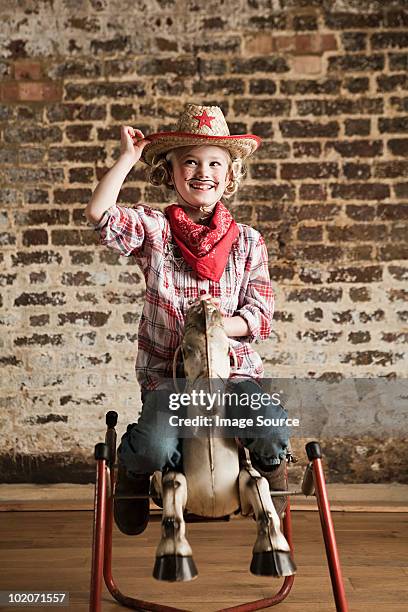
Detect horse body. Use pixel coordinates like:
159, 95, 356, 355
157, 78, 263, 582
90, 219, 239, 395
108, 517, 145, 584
182, 300, 240, 518
152, 299, 296, 581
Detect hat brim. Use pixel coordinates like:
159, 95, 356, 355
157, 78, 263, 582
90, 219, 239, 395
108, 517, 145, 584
140, 132, 262, 165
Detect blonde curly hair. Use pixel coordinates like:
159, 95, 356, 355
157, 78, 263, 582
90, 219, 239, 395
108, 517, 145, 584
146, 146, 247, 199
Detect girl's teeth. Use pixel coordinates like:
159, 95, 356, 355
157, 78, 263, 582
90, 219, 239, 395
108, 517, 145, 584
191, 184, 213, 190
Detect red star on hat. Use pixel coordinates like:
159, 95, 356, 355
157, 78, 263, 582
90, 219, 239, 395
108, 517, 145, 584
193, 109, 216, 129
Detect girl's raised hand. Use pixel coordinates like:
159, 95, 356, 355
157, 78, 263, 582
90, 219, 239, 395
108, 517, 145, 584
120, 126, 151, 165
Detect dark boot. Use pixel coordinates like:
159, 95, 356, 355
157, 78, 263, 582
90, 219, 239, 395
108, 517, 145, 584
251, 459, 288, 518
113, 462, 150, 536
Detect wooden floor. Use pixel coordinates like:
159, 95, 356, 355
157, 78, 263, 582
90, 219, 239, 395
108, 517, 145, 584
0, 510, 407, 611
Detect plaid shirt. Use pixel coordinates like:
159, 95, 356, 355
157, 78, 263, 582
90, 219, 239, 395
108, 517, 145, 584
92, 204, 274, 390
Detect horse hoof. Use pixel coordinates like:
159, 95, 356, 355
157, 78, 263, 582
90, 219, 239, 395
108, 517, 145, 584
250, 550, 297, 577
153, 554, 198, 582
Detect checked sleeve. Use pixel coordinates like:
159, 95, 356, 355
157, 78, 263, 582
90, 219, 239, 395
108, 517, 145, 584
235, 234, 274, 343
91, 204, 163, 257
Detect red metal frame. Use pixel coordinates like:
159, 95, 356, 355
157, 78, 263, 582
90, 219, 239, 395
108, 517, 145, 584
311, 457, 349, 612
89, 433, 347, 612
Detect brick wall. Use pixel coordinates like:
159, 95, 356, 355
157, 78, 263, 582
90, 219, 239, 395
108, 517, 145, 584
0, 0, 407, 483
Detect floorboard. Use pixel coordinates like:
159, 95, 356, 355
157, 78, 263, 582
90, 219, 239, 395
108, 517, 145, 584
0, 510, 407, 611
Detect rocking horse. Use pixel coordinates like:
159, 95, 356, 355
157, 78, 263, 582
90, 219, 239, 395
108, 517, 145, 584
89, 299, 349, 611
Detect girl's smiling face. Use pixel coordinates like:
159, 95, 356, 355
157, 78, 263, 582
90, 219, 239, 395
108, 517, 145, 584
167, 144, 232, 210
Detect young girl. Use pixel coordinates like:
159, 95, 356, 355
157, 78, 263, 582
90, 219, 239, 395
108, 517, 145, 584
85, 104, 290, 535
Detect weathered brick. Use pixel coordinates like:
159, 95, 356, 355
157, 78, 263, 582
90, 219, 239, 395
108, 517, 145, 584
331, 183, 390, 200
194, 78, 245, 96
15, 209, 70, 225
280, 79, 340, 96
381, 332, 408, 343
332, 310, 353, 324
298, 186, 328, 202
280, 120, 339, 138
304, 307, 323, 322
341, 32, 367, 52
327, 224, 387, 242
388, 139, 408, 156
297, 330, 342, 343
0, 232, 16, 246
29, 314, 50, 326
297, 98, 383, 116
249, 79, 277, 95
250, 163, 277, 180
294, 244, 343, 262
350, 287, 370, 302
0, 273, 17, 286
22, 229, 48, 246
231, 57, 289, 74
123, 312, 140, 325
297, 225, 323, 241
233, 98, 291, 117
388, 289, 408, 302
394, 182, 408, 198
345, 205, 376, 221
282, 162, 338, 179
272, 311, 293, 322
293, 15, 318, 31
287, 288, 342, 302
326, 140, 383, 158
251, 121, 274, 138
325, 13, 383, 30
239, 184, 295, 202
377, 73, 408, 93
327, 266, 382, 283
374, 161, 408, 178
378, 244, 408, 260
69, 250, 94, 265
298, 267, 322, 284
293, 141, 321, 158
372, 32, 408, 50
57, 311, 111, 327
29, 271, 47, 284
51, 229, 98, 246
340, 350, 401, 366
359, 310, 385, 323
378, 116, 408, 133
118, 271, 143, 284
54, 188, 92, 204
343, 77, 369, 93
14, 333, 63, 346
345, 118, 370, 136
268, 265, 294, 281
343, 163, 371, 180
388, 265, 408, 281
104, 291, 144, 304
14, 291, 66, 307
11, 250, 63, 266
348, 331, 371, 344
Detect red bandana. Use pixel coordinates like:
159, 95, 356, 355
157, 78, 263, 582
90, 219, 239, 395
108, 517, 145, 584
164, 201, 239, 282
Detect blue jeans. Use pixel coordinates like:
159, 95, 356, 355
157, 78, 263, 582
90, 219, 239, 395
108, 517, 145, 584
117, 378, 290, 475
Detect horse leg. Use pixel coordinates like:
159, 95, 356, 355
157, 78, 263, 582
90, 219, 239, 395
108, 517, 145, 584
153, 470, 198, 582
239, 466, 297, 577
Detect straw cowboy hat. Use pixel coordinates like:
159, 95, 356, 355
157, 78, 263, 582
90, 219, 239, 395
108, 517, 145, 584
140, 103, 262, 166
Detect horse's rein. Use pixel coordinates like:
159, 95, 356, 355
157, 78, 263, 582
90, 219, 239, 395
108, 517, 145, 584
172, 340, 238, 394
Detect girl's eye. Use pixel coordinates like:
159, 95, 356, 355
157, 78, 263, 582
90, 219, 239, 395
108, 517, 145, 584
184, 160, 220, 166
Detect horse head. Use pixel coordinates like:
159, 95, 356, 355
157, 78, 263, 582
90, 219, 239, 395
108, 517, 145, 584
173, 299, 237, 394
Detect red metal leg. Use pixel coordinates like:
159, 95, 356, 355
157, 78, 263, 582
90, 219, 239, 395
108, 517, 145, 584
89, 443, 109, 612
306, 442, 349, 612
